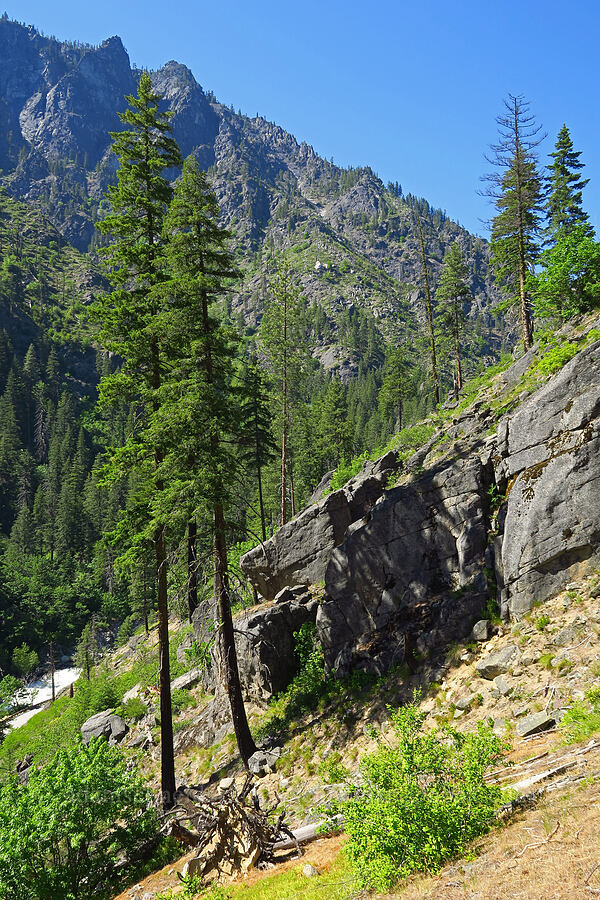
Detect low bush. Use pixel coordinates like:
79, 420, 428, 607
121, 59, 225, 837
560, 688, 600, 743
0, 739, 158, 900
328, 699, 507, 892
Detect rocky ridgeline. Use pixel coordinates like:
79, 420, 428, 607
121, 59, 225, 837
236, 325, 600, 699
0, 17, 500, 367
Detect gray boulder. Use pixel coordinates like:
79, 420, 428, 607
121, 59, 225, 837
472, 619, 491, 641
475, 645, 521, 680
515, 712, 556, 738
195, 592, 319, 704
248, 748, 280, 776
170, 668, 203, 692
492, 674, 513, 696
81, 710, 129, 745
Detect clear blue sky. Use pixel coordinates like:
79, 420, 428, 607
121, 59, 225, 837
5, 0, 600, 237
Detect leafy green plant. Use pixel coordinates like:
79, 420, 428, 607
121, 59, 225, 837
560, 689, 600, 743
535, 614, 551, 632
256, 625, 374, 741
319, 751, 350, 784
328, 699, 506, 891
171, 687, 196, 716
0, 739, 158, 900
534, 340, 578, 375
118, 696, 147, 721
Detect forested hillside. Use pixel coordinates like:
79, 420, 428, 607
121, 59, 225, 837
0, 17, 510, 675
0, 9, 599, 900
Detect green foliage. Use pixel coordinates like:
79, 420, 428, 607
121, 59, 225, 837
117, 614, 139, 646
328, 449, 372, 492
533, 225, 600, 320
170, 687, 196, 716
546, 124, 591, 241
559, 689, 600, 744
485, 95, 544, 347
318, 750, 350, 784
257, 624, 374, 740
118, 696, 147, 722
330, 701, 506, 891
534, 614, 550, 632
534, 339, 578, 375
0, 739, 158, 900
11, 643, 38, 677
327, 420, 438, 494
0, 674, 25, 721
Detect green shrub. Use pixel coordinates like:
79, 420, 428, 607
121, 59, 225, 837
330, 700, 506, 891
0, 739, 158, 900
170, 688, 195, 716
257, 624, 374, 740
119, 696, 147, 721
117, 614, 139, 646
11, 643, 39, 677
319, 751, 349, 784
535, 340, 578, 375
560, 689, 600, 743
535, 614, 551, 632
184, 639, 212, 669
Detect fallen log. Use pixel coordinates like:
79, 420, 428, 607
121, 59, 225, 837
272, 815, 344, 852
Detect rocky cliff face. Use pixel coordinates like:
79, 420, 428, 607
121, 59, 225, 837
238, 320, 600, 693
0, 17, 503, 369
493, 338, 600, 618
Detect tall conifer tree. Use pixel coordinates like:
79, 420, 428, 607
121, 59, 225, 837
485, 95, 545, 349
93, 72, 182, 809
435, 243, 471, 397
546, 125, 591, 241
159, 156, 257, 765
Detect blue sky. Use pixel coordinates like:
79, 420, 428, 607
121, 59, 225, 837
5, 0, 599, 237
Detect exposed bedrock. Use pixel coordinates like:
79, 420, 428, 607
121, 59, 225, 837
239, 451, 401, 602
317, 455, 492, 674
494, 339, 600, 618
236, 331, 600, 685
193, 585, 318, 704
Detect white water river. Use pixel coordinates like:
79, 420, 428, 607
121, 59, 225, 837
7, 667, 81, 731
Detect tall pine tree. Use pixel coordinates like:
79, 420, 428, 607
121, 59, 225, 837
546, 125, 591, 241
159, 156, 257, 765
93, 72, 182, 809
435, 243, 471, 397
485, 95, 545, 349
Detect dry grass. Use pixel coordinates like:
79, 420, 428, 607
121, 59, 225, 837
382, 780, 600, 900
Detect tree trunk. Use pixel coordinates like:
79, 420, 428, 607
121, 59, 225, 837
280, 281, 288, 527
152, 334, 176, 812
280, 421, 287, 527
513, 100, 533, 350
415, 211, 440, 405
257, 463, 266, 543
289, 451, 296, 519
454, 298, 463, 394
49, 640, 55, 702
187, 519, 198, 621
156, 521, 176, 810
199, 285, 256, 766
214, 503, 257, 765
254, 401, 266, 542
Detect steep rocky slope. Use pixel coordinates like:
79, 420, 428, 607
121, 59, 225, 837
240, 315, 600, 689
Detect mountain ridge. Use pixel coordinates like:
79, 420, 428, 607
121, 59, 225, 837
0, 16, 504, 382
